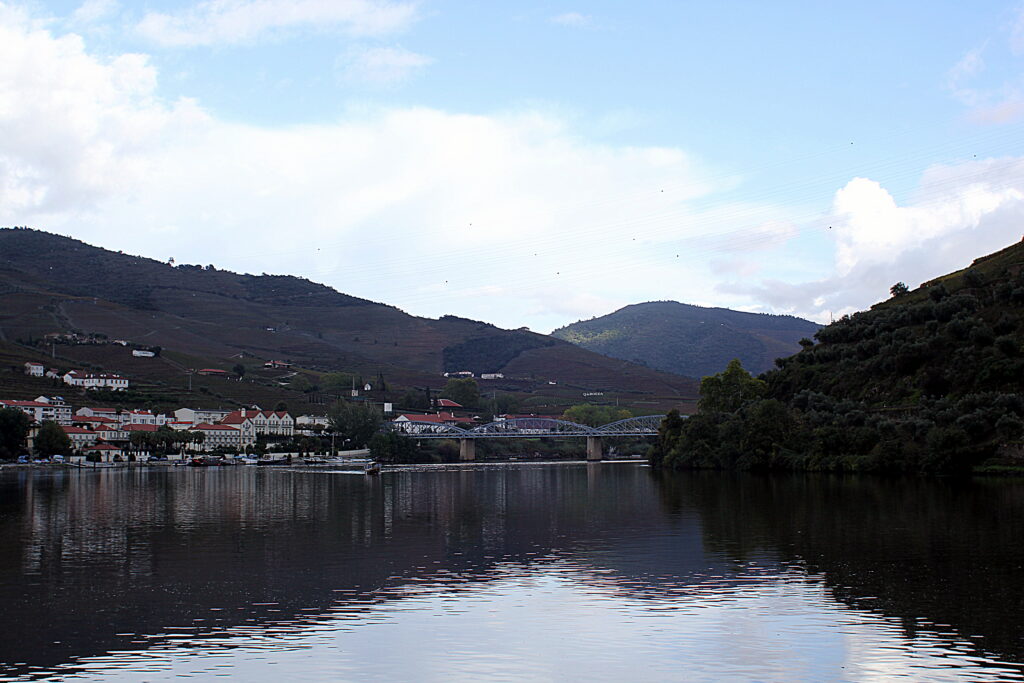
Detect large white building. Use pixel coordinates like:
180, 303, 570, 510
175, 408, 231, 424
0, 396, 73, 425
123, 410, 168, 426
190, 423, 242, 450
221, 409, 294, 438
63, 371, 128, 391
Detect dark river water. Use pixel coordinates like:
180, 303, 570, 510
1, 463, 1022, 682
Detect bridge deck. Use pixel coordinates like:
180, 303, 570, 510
387, 415, 668, 439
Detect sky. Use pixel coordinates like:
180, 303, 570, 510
3, 1, 1024, 332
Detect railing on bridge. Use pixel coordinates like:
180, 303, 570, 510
387, 415, 668, 439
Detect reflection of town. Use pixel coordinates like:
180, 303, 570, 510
1, 466, 1022, 679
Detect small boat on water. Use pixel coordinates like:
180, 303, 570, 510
364, 461, 381, 475
257, 456, 291, 466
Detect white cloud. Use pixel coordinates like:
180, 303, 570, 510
945, 48, 986, 107
946, 10, 1024, 124
1, 12, 758, 331
1011, 4, 1024, 56
135, 0, 419, 48
338, 45, 432, 84
725, 161, 1024, 321
15, 11, 1023, 334
71, 0, 119, 26
0, 12, 205, 215
550, 12, 591, 28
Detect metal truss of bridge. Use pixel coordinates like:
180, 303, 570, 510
386, 415, 667, 462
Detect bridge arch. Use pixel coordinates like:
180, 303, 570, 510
594, 415, 666, 436
468, 417, 597, 437
389, 421, 468, 436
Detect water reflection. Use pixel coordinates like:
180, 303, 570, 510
0, 465, 1022, 681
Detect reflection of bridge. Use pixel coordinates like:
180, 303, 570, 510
388, 416, 666, 461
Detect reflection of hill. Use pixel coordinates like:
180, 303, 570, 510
0, 465, 723, 677
651, 471, 1024, 662
3, 467, 1023, 678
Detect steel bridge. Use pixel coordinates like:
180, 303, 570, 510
387, 415, 666, 461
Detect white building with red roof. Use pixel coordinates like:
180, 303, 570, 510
190, 423, 242, 450
124, 410, 168, 426
84, 442, 123, 462
62, 425, 97, 450
63, 371, 128, 391
220, 409, 293, 438
24, 362, 44, 377
93, 423, 128, 443
217, 411, 256, 446
1, 396, 72, 425
123, 424, 159, 434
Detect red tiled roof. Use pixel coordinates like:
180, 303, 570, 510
123, 424, 159, 432
437, 399, 462, 408
395, 414, 445, 423
76, 416, 117, 424
87, 443, 119, 450
62, 426, 94, 434
1, 400, 49, 407
192, 423, 239, 431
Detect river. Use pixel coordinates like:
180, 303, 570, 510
0, 463, 1022, 682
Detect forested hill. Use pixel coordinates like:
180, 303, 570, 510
552, 301, 820, 377
651, 238, 1024, 475
0, 228, 696, 403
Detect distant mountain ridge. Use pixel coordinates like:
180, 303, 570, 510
0, 228, 696, 405
552, 301, 821, 378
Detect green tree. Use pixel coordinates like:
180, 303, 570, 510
0, 407, 32, 458
368, 432, 418, 463
129, 430, 155, 457
328, 400, 382, 448
648, 409, 686, 467
697, 359, 766, 414
322, 372, 354, 392
233, 363, 246, 379
890, 282, 909, 297
400, 390, 431, 411
290, 375, 313, 392
441, 377, 480, 408
562, 404, 633, 427
35, 420, 72, 457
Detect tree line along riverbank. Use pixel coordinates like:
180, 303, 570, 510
650, 240, 1024, 475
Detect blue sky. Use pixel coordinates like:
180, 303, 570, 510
3, 1, 1024, 331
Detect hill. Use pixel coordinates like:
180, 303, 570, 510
551, 301, 821, 377
0, 228, 697, 413
650, 238, 1024, 475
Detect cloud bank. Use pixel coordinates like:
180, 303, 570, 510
135, 0, 419, 47
4, 6, 1024, 333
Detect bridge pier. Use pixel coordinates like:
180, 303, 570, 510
586, 436, 603, 461
459, 438, 476, 461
